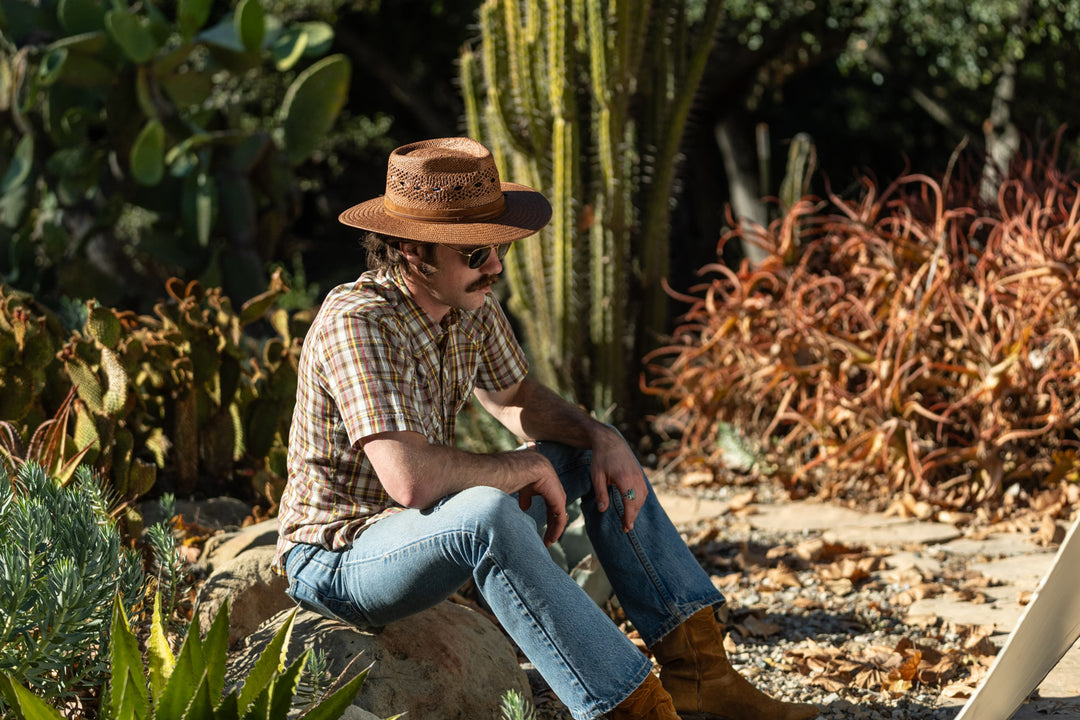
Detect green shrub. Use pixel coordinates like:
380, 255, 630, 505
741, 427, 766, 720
500, 689, 537, 720
0, 595, 389, 720
0, 462, 144, 713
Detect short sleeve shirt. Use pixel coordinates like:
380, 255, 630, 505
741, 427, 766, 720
273, 267, 529, 569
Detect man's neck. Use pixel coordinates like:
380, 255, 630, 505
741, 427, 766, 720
398, 268, 451, 325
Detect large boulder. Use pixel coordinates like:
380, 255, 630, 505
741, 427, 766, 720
228, 603, 531, 720
193, 520, 532, 718
194, 544, 292, 647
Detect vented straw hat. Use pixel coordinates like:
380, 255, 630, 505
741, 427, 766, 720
338, 137, 552, 246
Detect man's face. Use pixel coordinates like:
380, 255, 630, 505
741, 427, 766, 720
405, 241, 508, 319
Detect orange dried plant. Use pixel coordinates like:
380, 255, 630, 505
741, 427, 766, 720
645, 134, 1080, 512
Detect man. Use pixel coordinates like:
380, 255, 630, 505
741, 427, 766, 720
274, 137, 820, 720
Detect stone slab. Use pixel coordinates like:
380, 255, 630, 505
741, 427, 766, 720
928, 533, 1047, 560
823, 520, 963, 548
745, 501, 894, 532
907, 591, 1027, 638
970, 554, 1057, 593
654, 491, 733, 526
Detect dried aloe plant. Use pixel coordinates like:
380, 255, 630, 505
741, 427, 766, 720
646, 134, 1080, 512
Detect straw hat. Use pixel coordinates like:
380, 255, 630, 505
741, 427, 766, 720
338, 137, 552, 246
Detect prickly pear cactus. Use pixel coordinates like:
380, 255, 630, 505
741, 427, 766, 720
0, 0, 350, 307
0, 271, 306, 507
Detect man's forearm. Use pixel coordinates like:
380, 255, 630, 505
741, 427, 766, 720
361, 430, 557, 510
482, 376, 607, 449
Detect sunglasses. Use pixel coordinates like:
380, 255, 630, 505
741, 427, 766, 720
452, 243, 511, 269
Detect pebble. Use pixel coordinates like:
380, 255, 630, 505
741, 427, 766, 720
526, 479, 978, 719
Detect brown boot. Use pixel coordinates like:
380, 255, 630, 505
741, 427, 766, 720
651, 608, 820, 720
605, 672, 680, 719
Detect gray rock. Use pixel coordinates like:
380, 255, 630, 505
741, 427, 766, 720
199, 518, 280, 572
141, 496, 254, 532
228, 604, 530, 720
193, 545, 292, 647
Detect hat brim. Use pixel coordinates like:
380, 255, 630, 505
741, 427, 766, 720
338, 182, 552, 246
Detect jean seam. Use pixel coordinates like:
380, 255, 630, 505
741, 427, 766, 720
483, 551, 613, 718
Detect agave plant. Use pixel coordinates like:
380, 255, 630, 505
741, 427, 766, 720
0, 595, 390, 720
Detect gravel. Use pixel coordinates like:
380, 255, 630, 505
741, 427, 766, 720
521, 480, 976, 720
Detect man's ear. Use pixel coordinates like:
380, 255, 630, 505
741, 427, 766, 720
399, 241, 421, 261
399, 241, 437, 276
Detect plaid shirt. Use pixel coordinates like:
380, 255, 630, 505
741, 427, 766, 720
273, 267, 529, 571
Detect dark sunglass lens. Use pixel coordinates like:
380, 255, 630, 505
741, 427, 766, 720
496, 244, 511, 261
468, 246, 491, 269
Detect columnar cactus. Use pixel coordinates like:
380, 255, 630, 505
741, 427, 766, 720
460, 0, 723, 417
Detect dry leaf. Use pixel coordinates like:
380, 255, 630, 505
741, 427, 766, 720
891, 582, 945, 606
740, 615, 782, 638
727, 490, 757, 512
765, 563, 803, 589
681, 470, 714, 487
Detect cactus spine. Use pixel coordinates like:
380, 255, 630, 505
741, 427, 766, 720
462, 0, 723, 417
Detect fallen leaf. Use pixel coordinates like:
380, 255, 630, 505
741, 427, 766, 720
891, 582, 945, 606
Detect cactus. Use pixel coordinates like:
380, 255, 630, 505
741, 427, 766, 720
460, 0, 724, 418
0, 0, 351, 306
0, 270, 305, 507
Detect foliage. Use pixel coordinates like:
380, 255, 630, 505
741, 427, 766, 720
0, 596, 385, 720
499, 689, 536, 720
0, 271, 310, 509
645, 131, 1080, 512
0, 0, 350, 308
459, 0, 724, 420
0, 462, 144, 715
841, 0, 1080, 93
144, 494, 189, 631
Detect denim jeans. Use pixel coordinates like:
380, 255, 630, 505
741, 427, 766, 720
284, 441, 724, 719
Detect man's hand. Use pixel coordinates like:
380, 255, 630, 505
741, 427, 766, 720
362, 431, 568, 543
589, 426, 648, 532
516, 453, 568, 546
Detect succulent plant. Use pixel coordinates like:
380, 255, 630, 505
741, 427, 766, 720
0, 595, 387, 720
0, 462, 144, 711
0, 0, 350, 307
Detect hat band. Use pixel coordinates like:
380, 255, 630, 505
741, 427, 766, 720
382, 194, 506, 224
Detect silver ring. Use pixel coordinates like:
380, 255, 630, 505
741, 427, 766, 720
623, 489, 636, 501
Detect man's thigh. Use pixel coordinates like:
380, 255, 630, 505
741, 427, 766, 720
288, 486, 536, 627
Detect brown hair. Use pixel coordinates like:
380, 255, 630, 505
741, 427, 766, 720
363, 232, 438, 276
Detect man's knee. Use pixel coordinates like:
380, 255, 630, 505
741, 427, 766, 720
450, 486, 539, 540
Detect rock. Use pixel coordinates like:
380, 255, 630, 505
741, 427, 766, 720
340, 708, 381, 720
228, 604, 530, 720
199, 518, 279, 572
194, 545, 292, 647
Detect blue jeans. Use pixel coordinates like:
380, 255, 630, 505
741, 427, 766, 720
284, 441, 724, 719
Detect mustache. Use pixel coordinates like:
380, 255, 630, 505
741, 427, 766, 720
466, 274, 500, 292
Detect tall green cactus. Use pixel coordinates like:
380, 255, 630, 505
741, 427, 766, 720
460, 0, 723, 418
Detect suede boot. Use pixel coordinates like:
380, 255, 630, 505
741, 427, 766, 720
605, 672, 680, 719
651, 608, 820, 720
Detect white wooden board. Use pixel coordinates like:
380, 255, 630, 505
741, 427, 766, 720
954, 514, 1080, 720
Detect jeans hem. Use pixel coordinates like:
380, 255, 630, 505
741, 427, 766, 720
642, 596, 726, 649
572, 657, 653, 720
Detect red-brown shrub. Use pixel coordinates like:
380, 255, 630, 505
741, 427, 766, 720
646, 136, 1080, 512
